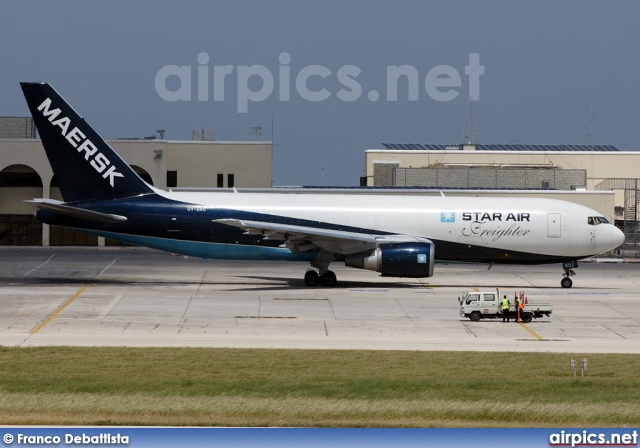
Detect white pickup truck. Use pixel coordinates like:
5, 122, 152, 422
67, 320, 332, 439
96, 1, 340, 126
459, 290, 552, 323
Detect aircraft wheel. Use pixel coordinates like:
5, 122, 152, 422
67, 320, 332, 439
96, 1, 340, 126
560, 277, 573, 289
321, 270, 337, 287
304, 270, 319, 287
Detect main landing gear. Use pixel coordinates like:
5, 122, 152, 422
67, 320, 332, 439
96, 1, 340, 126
561, 260, 578, 288
304, 249, 338, 287
304, 269, 337, 287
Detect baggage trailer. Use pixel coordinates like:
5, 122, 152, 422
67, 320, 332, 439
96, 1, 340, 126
459, 289, 552, 323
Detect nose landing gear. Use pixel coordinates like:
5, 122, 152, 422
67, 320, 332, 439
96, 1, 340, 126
561, 260, 578, 288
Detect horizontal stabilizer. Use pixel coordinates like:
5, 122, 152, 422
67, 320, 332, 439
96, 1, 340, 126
25, 199, 127, 223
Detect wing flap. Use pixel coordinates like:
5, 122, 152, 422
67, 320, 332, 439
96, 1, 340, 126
213, 218, 431, 255
215, 218, 375, 240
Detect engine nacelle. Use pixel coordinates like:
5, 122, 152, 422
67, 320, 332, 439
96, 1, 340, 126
344, 241, 435, 278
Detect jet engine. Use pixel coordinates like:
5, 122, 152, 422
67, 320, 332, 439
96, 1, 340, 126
344, 241, 435, 278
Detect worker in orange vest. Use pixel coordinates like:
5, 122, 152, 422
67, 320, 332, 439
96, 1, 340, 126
517, 294, 525, 322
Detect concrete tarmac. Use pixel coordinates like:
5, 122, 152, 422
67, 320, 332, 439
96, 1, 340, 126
1, 247, 639, 353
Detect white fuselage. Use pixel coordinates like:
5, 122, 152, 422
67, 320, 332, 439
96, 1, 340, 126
158, 190, 624, 260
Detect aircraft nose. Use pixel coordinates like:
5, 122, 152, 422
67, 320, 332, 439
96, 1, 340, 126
613, 225, 625, 248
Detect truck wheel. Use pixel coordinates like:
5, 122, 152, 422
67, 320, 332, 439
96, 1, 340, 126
522, 312, 533, 323
469, 312, 481, 322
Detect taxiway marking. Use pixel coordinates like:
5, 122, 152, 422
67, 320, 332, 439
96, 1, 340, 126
30, 286, 88, 334
23, 253, 56, 277
98, 294, 124, 319
519, 322, 543, 340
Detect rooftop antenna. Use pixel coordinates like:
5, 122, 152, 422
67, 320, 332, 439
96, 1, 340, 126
587, 96, 594, 149
464, 95, 470, 144
192, 129, 214, 141
250, 126, 262, 139
464, 94, 479, 144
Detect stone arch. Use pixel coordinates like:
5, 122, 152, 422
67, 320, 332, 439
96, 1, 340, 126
0, 164, 43, 187
0, 165, 44, 245
131, 165, 154, 186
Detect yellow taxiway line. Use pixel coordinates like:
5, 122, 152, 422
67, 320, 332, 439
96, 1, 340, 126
30, 286, 88, 334
519, 322, 544, 340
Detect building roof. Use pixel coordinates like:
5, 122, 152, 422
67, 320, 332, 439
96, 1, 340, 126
381, 143, 619, 152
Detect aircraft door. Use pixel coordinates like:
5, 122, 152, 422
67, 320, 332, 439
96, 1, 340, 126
547, 213, 561, 238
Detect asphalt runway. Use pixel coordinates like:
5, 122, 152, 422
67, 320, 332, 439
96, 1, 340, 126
1, 247, 639, 353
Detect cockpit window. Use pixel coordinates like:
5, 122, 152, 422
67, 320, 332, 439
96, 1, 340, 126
588, 216, 610, 225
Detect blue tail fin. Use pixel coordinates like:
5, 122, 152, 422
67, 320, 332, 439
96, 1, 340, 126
21, 82, 153, 202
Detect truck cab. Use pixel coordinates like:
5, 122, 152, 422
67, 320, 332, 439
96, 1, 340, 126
460, 291, 501, 321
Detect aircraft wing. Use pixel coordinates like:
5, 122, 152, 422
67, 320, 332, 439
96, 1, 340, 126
214, 218, 431, 255
25, 199, 127, 223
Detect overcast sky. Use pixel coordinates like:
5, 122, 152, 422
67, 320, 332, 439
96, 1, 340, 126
1, 1, 638, 186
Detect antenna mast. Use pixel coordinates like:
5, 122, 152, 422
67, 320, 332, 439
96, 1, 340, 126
249, 126, 262, 139
464, 94, 479, 144
587, 96, 594, 149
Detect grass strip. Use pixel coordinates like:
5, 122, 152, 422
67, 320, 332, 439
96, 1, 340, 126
0, 347, 638, 427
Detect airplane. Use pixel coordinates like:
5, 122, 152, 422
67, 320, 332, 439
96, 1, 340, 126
20, 82, 625, 288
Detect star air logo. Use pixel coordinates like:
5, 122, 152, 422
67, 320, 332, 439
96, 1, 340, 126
441, 211, 455, 223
